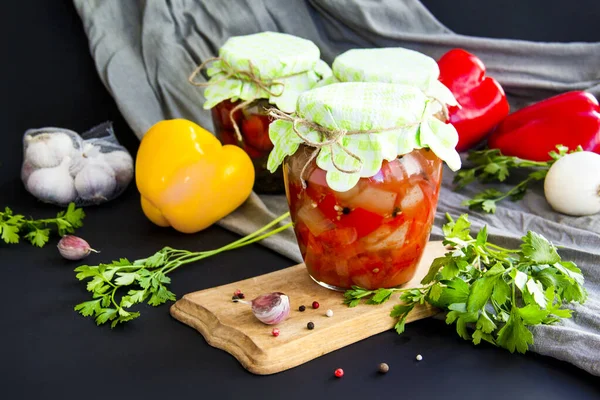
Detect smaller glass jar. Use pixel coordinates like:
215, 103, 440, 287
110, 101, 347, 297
284, 145, 443, 290
211, 99, 284, 194
196, 31, 332, 195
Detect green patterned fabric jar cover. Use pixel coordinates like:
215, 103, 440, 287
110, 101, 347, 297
190, 31, 332, 113
267, 82, 462, 192
320, 47, 458, 116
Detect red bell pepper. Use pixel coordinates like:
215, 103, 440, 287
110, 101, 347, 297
437, 49, 510, 152
488, 91, 600, 161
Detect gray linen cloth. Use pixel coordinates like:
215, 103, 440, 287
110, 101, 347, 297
73, 0, 600, 376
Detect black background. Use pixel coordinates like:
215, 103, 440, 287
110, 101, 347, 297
1, 1, 599, 399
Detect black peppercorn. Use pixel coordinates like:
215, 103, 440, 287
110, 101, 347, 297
392, 207, 402, 218
299, 305, 306, 312
342, 207, 351, 215
237, 293, 245, 299
307, 322, 315, 330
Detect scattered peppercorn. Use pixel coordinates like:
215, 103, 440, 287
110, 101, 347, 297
416, 354, 423, 361
312, 301, 320, 309
233, 289, 242, 297
326, 309, 333, 317
378, 363, 389, 374
299, 305, 306, 312
272, 328, 280, 337
307, 321, 315, 330
334, 368, 344, 378
392, 207, 402, 218
237, 293, 245, 299
342, 207, 351, 215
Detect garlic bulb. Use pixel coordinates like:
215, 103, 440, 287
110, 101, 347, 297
103, 150, 134, 187
26, 156, 76, 205
75, 158, 117, 202
25, 132, 74, 168
68, 143, 103, 178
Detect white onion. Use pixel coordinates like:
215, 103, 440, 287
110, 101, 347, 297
544, 151, 600, 216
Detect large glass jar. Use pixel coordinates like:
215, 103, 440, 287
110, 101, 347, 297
284, 146, 443, 290
211, 99, 284, 194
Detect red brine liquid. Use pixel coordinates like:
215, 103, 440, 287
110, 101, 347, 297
211, 99, 285, 194
284, 146, 443, 290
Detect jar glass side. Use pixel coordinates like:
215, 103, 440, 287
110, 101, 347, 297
211, 99, 285, 194
283, 145, 443, 290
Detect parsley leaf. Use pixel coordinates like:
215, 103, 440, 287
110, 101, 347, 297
0, 203, 85, 247
73, 212, 295, 328
343, 213, 588, 355
453, 145, 582, 213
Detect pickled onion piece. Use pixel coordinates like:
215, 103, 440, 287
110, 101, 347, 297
400, 185, 424, 211
297, 204, 336, 237
361, 222, 409, 252
346, 186, 397, 216
333, 183, 361, 201
399, 155, 423, 177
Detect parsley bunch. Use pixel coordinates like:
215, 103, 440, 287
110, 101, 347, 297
0, 202, 85, 247
453, 145, 580, 213
344, 214, 587, 354
74, 212, 292, 328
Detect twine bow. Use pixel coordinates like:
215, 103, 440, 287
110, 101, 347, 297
188, 57, 307, 143
268, 108, 426, 188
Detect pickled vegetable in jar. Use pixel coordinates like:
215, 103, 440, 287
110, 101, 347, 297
190, 31, 332, 194
267, 82, 462, 290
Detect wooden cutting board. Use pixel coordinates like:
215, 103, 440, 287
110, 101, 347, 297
170, 241, 446, 375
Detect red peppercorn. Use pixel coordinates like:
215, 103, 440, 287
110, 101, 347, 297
272, 328, 280, 337
312, 301, 320, 309
334, 368, 344, 378
233, 289, 242, 297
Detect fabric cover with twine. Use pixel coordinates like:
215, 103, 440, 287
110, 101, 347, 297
202, 31, 332, 112
267, 81, 462, 192
327, 47, 458, 107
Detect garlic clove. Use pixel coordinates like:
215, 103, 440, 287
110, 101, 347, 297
57, 235, 99, 260
237, 292, 290, 325
74, 160, 117, 203
26, 156, 76, 206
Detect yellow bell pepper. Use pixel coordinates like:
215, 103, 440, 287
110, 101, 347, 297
135, 119, 254, 233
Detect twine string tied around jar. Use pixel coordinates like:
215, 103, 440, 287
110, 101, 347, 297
189, 57, 308, 143
267, 108, 424, 189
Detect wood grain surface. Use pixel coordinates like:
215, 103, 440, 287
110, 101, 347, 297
170, 241, 447, 375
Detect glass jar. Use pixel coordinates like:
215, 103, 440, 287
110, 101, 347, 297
211, 98, 284, 194
284, 145, 443, 290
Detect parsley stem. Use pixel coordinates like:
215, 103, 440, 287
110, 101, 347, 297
485, 243, 519, 254
161, 217, 293, 275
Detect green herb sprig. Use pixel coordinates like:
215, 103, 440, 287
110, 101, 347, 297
453, 145, 581, 213
344, 214, 587, 354
74, 212, 292, 328
0, 202, 85, 247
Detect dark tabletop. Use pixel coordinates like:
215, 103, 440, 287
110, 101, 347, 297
2, 1, 599, 399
